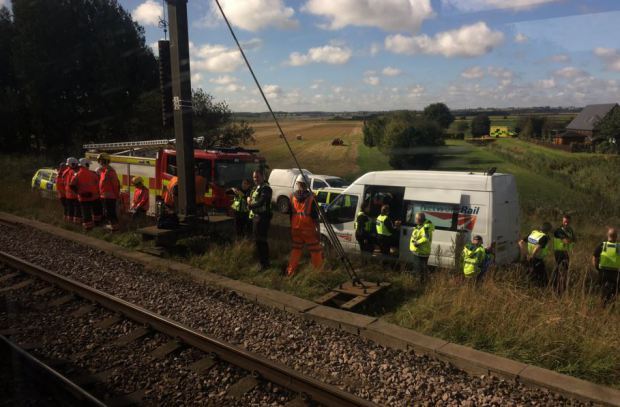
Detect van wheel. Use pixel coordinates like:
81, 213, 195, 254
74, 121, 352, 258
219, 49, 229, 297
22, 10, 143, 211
277, 196, 290, 214
320, 235, 333, 258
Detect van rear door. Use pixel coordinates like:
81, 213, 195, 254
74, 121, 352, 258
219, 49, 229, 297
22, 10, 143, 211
322, 192, 360, 251
400, 189, 464, 268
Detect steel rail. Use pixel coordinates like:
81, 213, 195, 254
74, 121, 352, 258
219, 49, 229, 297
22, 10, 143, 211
1, 335, 106, 407
0, 251, 375, 407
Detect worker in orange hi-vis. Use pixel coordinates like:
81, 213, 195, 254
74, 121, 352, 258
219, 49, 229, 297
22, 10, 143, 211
286, 175, 323, 277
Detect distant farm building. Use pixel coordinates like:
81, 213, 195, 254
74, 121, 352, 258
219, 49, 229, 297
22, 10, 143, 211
560, 103, 619, 143
490, 126, 510, 138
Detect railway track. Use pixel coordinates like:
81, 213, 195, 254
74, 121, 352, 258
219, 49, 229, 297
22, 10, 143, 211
0, 251, 374, 406
0, 334, 106, 406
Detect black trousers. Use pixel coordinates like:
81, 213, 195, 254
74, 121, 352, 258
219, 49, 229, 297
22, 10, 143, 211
92, 199, 103, 223
528, 258, 547, 286
67, 198, 80, 220
234, 211, 251, 238
356, 234, 374, 253
377, 235, 393, 256
80, 200, 94, 225
599, 268, 620, 305
252, 215, 271, 268
103, 199, 118, 224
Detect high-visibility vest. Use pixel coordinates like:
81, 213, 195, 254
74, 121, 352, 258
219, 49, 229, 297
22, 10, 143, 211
553, 227, 575, 252
231, 190, 248, 213
56, 167, 67, 198
64, 168, 78, 199
599, 241, 620, 271
354, 212, 373, 234
99, 166, 120, 199
527, 230, 548, 259
248, 183, 270, 219
290, 194, 316, 230
71, 167, 99, 202
463, 244, 486, 278
163, 177, 178, 207
410, 220, 434, 257
132, 186, 149, 211
375, 214, 392, 236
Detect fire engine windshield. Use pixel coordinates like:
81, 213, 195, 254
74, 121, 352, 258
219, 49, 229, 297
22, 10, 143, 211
215, 160, 261, 188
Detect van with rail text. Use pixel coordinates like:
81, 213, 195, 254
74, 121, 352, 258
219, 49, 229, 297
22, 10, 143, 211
320, 170, 520, 267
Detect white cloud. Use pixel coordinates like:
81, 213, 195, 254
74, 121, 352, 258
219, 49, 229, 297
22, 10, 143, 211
408, 84, 426, 97
549, 54, 570, 63
382, 67, 402, 76
514, 33, 528, 43
209, 75, 237, 85
303, 0, 434, 33
488, 66, 513, 79
263, 84, 282, 99
537, 78, 555, 89
288, 45, 352, 66
461, 66, 485, 79
364, 76, 380, 86
192, 73, 203, 84
594, 47, 620, 72
241, 38, 263, 50
132, 0, 163, 27
219, 0, 298, 31
443, 0, 560, 12
385, 22, 504, 58
553, 66, 588, 79
192, 44, 244, 73
370, 43, 382, 56
217, 83, 246, 93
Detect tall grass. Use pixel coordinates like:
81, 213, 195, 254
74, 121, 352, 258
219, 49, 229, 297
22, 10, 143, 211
392, 253, 620, 387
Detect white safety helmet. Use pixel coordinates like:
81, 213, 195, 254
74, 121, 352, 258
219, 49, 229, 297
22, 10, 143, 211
66, 157, 78, 166
295, 174, 309, 188
79, 158, 91, 167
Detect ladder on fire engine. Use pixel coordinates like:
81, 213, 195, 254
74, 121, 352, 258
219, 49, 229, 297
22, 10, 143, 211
83, 139, 176, 151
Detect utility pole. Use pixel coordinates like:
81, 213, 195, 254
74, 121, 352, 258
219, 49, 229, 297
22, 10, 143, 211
166, 0, 195, 220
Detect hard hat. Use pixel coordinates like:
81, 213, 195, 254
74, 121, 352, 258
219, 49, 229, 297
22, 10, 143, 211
79, 158, 91, 167
96, 153, 110, 163
295, 174, 309, 186
132, 176, 143, 186
66, 157, 78, 166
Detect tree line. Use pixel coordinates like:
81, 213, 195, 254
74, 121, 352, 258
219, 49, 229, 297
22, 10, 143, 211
0, 0, 252, 157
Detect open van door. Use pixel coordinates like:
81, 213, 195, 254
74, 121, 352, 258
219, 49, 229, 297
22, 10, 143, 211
399, 189, 465, 268
322, 193, 360, 252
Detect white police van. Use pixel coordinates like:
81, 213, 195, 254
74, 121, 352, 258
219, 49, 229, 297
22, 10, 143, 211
320, 170, 520, 267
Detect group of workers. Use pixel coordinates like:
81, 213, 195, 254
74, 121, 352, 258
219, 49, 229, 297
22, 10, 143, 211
229, 172, 322, 276
521, 215, 619, 304
56, 154, 149, 231
56, 159, 619, 303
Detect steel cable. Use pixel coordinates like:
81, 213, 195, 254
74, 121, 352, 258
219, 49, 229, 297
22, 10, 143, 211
213, 0, 362, 285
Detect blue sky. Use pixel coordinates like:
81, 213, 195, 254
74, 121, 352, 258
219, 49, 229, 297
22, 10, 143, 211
121, 0, 620, 112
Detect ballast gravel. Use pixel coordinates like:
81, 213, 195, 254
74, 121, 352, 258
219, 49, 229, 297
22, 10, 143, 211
0, 223, 588, 406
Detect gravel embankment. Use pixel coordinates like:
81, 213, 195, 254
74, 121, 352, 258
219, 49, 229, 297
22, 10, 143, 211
0, 223, 586, 406
0, 268, 292, 405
